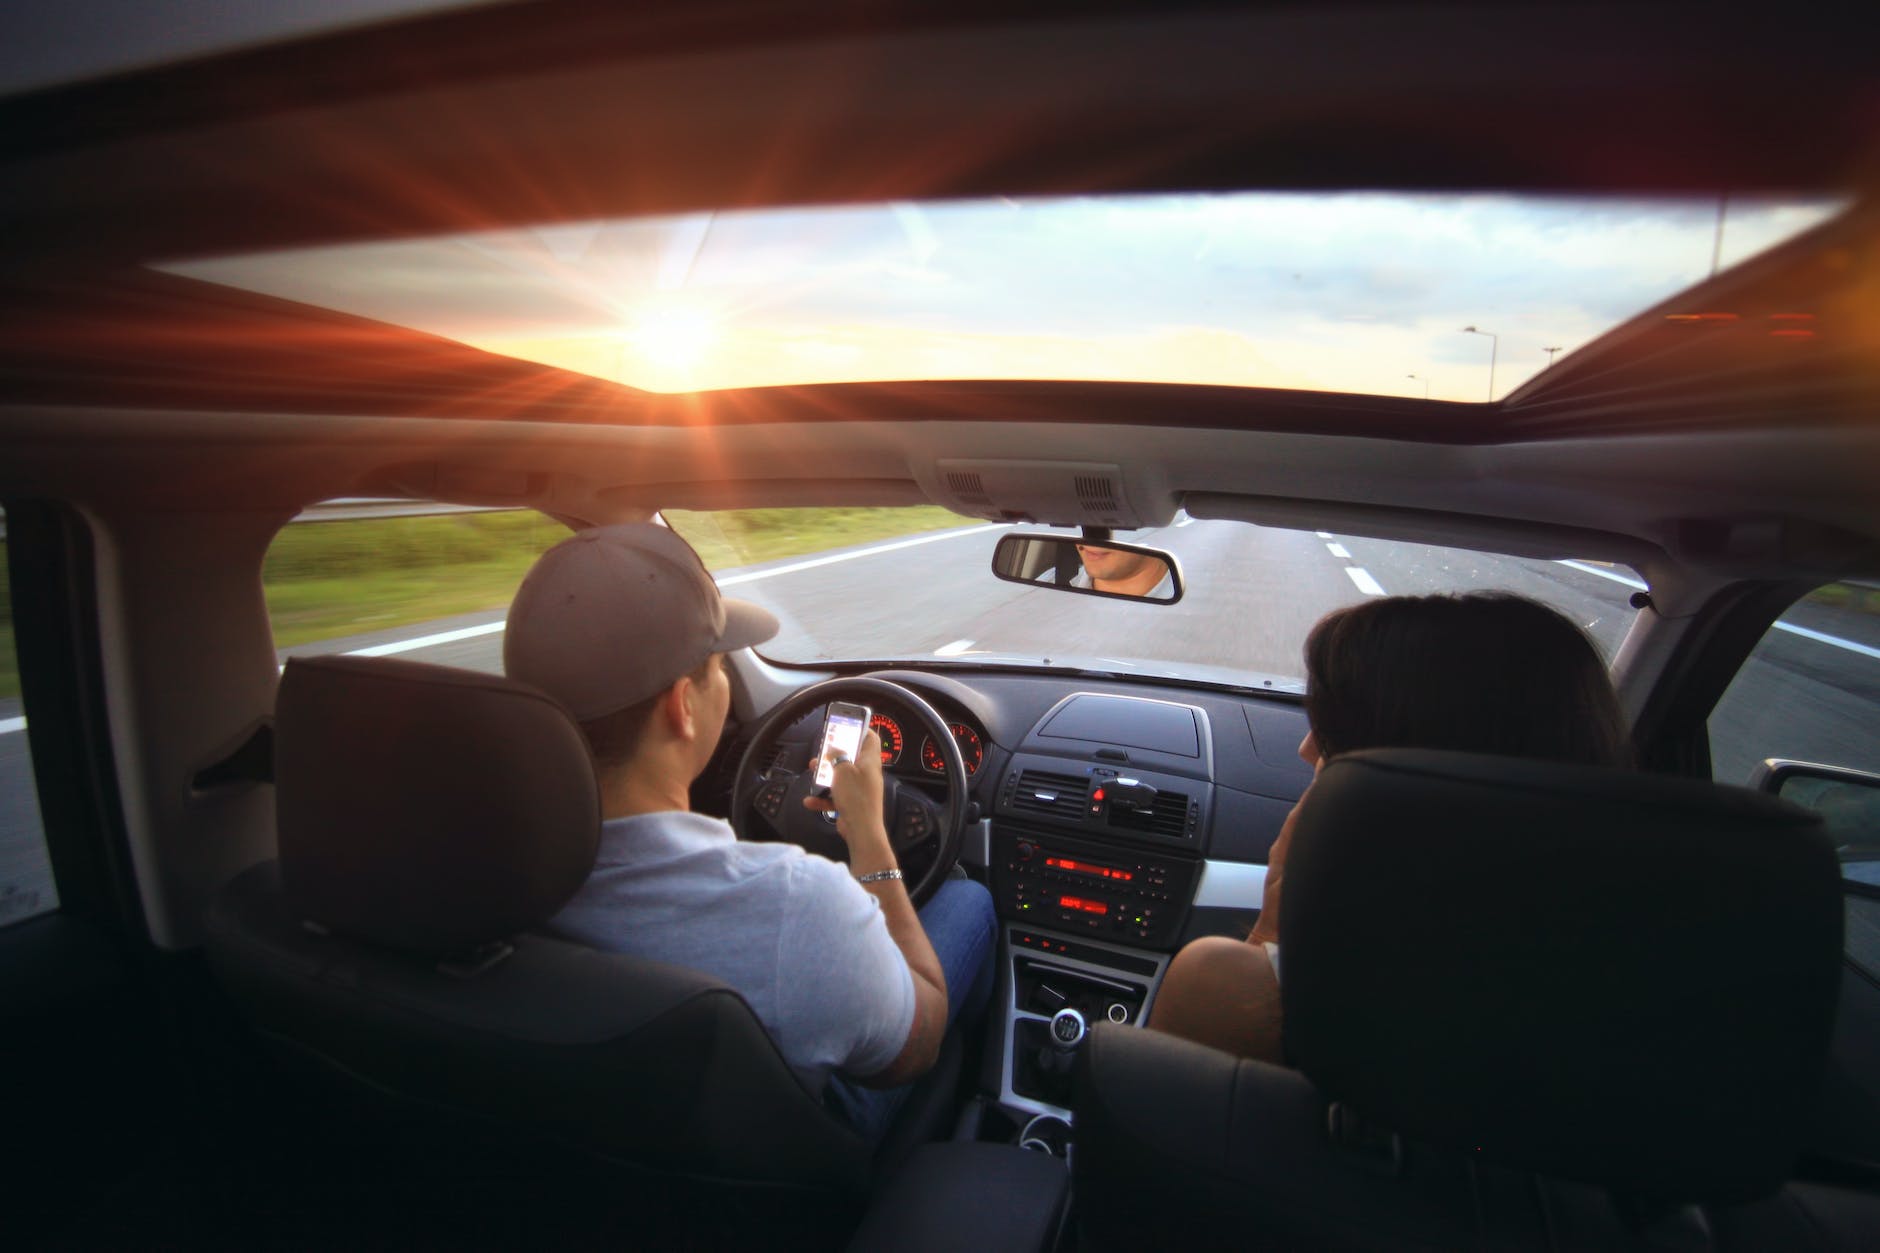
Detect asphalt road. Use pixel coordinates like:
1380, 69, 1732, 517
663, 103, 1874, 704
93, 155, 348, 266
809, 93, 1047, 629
3, 520, 1875, 920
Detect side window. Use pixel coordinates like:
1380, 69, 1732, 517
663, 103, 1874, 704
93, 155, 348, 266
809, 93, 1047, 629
263, 502, 567, 674
1, 508, 61, 926
1709, 581, 1880, 787
1709, 580, 1880, 896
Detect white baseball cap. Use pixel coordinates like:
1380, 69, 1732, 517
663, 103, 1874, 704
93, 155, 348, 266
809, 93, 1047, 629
504, 524, 779, 721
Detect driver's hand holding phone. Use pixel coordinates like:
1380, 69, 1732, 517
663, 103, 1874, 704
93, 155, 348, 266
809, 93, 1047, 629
804, 702, 890, 852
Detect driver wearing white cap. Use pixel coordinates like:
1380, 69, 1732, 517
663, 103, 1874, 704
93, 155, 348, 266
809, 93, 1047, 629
504, 524, 994, 1140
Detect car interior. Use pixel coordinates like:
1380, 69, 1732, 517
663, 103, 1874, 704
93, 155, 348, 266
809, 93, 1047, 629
3, 2, 1879, 1249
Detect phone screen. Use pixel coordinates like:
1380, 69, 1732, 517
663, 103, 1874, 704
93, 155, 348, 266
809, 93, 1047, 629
814, 702, 871, 791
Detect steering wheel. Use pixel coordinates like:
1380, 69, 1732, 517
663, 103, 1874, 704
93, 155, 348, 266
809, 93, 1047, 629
732, 677, 970, 907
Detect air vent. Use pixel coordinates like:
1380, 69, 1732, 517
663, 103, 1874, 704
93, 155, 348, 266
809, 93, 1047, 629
1007, 768, 1089, 819
1074, 475, 1121, 514
946, 471, 993, 509
1148, 791, 1193, 838
1108, 789, 1194, 838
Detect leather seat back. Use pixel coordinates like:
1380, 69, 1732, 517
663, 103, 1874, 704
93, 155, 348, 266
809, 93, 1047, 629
1073, 749, 1866, 1249
203, 655, 870, 1197
1280, 749, 1841, 1202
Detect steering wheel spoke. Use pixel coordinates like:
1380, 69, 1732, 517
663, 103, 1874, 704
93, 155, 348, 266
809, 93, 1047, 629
749, 767, 798, 836
889, 782, 940, 853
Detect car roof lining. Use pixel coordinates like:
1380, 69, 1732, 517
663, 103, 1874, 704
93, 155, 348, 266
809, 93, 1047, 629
6, 4, 1874, 247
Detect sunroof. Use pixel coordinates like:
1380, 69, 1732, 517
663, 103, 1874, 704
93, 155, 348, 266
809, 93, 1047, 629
160, 193, 1845, 400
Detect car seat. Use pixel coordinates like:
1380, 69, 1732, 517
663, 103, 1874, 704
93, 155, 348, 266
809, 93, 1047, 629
1071, 748, 1879, 1249
203, 654, 952, 1240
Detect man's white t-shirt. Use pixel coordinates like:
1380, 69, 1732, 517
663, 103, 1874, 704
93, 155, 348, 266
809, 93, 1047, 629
544, 811, 917, 1093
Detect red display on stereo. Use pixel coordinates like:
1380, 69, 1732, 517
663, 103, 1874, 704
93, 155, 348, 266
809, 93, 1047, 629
1058, 895, 1109, 915
1044, 856, 1134, 882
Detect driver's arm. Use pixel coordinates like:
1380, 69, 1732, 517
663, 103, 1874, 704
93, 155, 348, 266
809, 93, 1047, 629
814, 731, 949, 1087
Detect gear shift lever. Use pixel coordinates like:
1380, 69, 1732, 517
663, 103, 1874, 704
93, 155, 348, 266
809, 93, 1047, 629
1037, 1007, 1087, 1080
1048, 1007, 1088, 1052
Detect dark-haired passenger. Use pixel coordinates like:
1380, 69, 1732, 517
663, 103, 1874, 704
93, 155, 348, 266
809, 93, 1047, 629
1147, 592, 1629, 1062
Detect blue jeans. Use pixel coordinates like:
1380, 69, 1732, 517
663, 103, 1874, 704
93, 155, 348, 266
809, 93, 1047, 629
824, 877, 998, 1142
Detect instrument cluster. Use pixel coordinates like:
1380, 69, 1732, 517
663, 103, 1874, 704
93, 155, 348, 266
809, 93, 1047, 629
867, 708, 985, 777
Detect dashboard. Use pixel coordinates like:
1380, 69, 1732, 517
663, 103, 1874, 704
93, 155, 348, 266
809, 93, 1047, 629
758, 665, 1314, 886
743, 663, 1316, 1124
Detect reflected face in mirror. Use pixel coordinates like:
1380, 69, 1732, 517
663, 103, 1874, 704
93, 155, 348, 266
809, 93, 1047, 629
989, 533, 1180, 603
1075, 544, 1170, 597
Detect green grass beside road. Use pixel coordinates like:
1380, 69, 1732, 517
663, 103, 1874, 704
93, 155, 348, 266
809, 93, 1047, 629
662, 506, 968, 572
1806, 583, 1880, 614
261, 506, 971, 654
264, 510, 570, 650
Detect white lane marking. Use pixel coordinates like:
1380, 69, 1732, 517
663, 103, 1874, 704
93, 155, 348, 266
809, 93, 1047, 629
0, 716, 25, 736
934, 639, 976, 656
1556, 559, 1647, 591
346, 620, 508, 658
1774, 621, 1880, 662
1315, 531, 1332, 539
1325, 542, 1350, 559
716, 524, 1006, 587
1194, 860, 1268, 909
1345, 567, 1386, 596
1552, 560, 1876, 660
1175, 516, 1196, 528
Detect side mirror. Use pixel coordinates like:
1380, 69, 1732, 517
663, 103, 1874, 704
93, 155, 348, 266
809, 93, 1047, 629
991, 534, 1183, 605
1753, 759, 1880, 877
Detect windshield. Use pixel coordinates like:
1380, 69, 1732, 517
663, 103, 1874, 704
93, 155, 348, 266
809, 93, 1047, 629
664, 509, 1639, 689
161, 192, 1843, 403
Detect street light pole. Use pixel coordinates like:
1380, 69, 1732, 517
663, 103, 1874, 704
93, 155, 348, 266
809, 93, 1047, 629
1461, 326, 1498, 401
1406, 373, 1430, 399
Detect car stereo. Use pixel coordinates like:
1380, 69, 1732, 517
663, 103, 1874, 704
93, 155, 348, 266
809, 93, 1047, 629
990, 829, 1197, 947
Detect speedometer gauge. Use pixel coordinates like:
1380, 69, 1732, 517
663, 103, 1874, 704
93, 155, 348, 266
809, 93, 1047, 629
869, 713, 904, 766
921, 723, 984, 776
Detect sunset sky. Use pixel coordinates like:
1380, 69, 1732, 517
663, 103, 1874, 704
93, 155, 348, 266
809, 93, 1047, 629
165, 192, 1843, 401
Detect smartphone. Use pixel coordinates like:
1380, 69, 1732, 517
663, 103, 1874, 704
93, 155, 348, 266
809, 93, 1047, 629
812, 701, 872, 796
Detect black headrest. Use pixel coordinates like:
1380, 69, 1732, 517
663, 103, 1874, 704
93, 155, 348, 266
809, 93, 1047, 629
275, 655, 600, 956
1281, 749, 1841, 1203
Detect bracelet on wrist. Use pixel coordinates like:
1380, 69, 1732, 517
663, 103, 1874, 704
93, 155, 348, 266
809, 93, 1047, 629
855, 868, 904, 885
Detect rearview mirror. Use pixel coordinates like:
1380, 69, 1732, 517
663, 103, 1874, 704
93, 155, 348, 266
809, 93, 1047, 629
991, 533, 1183, 604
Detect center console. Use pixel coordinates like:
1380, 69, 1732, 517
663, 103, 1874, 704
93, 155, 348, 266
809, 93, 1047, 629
986, 692, 1216, 1119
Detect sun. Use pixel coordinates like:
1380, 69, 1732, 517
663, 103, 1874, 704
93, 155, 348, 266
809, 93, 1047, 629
627, 305, 719, 374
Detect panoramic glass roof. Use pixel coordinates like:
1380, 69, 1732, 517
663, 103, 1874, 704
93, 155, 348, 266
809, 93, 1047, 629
161, 193, 1843, 400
